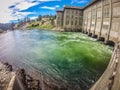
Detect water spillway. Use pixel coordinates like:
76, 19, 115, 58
0, 30, 112, 90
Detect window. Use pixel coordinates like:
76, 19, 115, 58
57, 17, 60, 20
66, 20, 69, 25
112, 22, 119, 32
92, 10, 96, 18
75, 17, 78, 20
91, 24, 95, 27
71, 15, 73, 18
113, 7, 120, 17
97, 10, 101, 18
66, 10, 69, 14
88, 12, 91, 19
79, 20, 82, 25
103, 7, 109, 17
103, 25, 109, 29
76, 11, 78, 15
103, 0, 109, 5
57, 21, 59, 25
71, 21, 73, 25
75, 20, 77, 25
72, 10, 74, 14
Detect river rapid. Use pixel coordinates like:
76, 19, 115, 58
0, 30, 112, 90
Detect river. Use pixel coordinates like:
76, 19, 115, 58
0, 30, 112, 90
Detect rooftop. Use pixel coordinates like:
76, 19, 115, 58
64, 6, 82, 10
83, 0, 99, 9
56, 10, 64, 12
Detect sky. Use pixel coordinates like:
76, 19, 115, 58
0, 0, 91, 23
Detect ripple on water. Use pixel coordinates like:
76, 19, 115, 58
0, 30, 112, 90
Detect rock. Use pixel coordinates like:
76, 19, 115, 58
4, 63, 13, 71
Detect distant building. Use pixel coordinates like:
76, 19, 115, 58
83, 0, 120, 43
63, 6, 83, 31
56, 6, 83, 31
56, 10, 64, 29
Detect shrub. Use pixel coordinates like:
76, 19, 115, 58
0, 29, 3, 33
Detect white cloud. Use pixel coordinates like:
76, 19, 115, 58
78, 0, 88, 4
14, 1, 39, 11
0, 0, 61, 23
30, 16, 38, 20
41, 5, 60, 10
71, 0, 88, 4
38, 0, 61, 1
0, 0, 38, 23
0, 0, 22, 23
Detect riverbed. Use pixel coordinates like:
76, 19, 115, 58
0, 30, 112, 90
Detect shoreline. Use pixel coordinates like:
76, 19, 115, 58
0, 62, 81, 90
0, 62, 40, 90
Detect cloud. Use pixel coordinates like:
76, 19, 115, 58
30, 16, 38, 20
0, 0, 61, 23
71, 0, 89, 4
0, 0, 37, 23
78, 0, 89, 4
37, 0, 61, 1
14, 1, 39, 11
41, 5, 60, 10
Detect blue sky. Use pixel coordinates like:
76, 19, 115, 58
0, 0, 91, 23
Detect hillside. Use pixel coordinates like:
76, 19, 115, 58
27, 17, 56, 30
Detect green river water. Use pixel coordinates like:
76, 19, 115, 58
0, 30, 112, 90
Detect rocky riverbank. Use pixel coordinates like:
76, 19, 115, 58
0, 62, 82, 90
0, 62, 40, 90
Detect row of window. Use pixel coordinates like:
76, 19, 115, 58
57, 21, 63, 26
103, 0, 110, 5
84, 7, 110, 19
84, 22, 120, 36
65, 20, 82, 26
111, 22, 119, 31
65, 15, 83, 20
102, 24, 109, 29
84, 6, 120, 19
65, 10, 81, 15
113, 7, 120, 17
103, 7, 110, 17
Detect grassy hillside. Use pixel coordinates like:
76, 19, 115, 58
27, 23, 54, 30
27, 18, 55, 30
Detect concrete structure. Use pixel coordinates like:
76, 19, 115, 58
56, 0, 120, 45
56, 6, 83, 32
56, 10, 64, 29
83, 0, 120, 44
63, 6, 83, 31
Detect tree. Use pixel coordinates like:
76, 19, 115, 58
37, 15, 42, 21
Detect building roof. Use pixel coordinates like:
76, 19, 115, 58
56, 10, 64, 12
83, 0, 100, 9
64, 6, 82, 10
56, 0, 100, 12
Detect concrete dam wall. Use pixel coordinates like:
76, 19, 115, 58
83, 0, 120, 45
56, 0, 120, 46
90, 42, 120, 90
